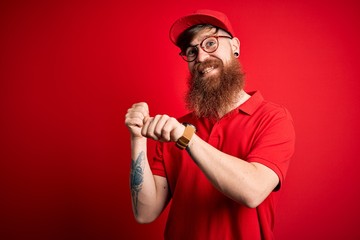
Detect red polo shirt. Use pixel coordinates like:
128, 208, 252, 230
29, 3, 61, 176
151, 91, 295, 240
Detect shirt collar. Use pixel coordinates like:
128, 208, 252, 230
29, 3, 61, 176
238, 91, 264, 115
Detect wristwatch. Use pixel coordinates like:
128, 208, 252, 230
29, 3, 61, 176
175, 123, 196, 150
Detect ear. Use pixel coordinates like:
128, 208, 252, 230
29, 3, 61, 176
231, 37, 240, 56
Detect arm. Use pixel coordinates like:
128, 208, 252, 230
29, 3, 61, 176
125, 103, 170, 223
141, 114, 280, 208
186, 135, 279, 208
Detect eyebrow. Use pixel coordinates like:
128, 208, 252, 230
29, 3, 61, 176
189, 33, 216, 47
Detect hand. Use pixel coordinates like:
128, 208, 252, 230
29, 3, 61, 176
141, 114, 185, 142
125, 102, 150, 139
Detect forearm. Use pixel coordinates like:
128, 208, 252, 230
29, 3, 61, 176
130, 137, 168, 222
136, 112, 277, 208
187, 134, 279, 208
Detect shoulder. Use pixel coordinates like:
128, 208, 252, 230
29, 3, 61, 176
244, 91, 293, 123
260, 100, 292, 119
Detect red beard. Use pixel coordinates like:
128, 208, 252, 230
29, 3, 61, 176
185, 57, 245, 119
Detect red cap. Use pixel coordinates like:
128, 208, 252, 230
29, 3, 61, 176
169, 9, 235, 45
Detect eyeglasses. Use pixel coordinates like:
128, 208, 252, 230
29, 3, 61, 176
179, 35, 233, 62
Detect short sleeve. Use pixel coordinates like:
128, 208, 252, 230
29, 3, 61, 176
247, 107, 295, 190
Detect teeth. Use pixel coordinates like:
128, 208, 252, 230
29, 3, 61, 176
202, 67, 214, 74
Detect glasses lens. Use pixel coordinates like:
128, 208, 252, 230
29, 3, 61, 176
184, 46, 198, 62
202, 37, 218, 53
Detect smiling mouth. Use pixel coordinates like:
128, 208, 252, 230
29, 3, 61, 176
201, 66, 215, 74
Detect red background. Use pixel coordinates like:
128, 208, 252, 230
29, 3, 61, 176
1, 0, 359, 239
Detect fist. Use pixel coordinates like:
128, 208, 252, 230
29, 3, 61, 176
141, 115, 185, 142
125, 102, 150, 138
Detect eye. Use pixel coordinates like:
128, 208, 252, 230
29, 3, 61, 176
186, 47, 197, 57
203, 38, 217, 50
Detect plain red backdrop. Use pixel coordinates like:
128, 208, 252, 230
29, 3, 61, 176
1, 0, 359, 239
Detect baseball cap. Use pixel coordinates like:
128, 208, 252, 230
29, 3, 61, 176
169, 9, 235, 46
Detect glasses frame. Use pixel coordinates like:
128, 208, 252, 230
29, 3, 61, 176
179, 35, 233, 62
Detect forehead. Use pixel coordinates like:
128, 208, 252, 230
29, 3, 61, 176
190, 28, 228, 45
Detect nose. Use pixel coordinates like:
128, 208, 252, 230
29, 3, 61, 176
195, 47, 210, 63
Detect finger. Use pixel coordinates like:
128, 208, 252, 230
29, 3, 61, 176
141, 117, 153, 138
134, 102, 149, 112
166, 117, 184, 142
146, 115, 160, 140
132, 102, 149, 118
125, 117, 143, 129
154, 115, 170, 141
127, 108, 146, 123
125, 111, 146, 127
143, 115, 150, 125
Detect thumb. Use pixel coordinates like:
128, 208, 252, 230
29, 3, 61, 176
143, 115, 150, 124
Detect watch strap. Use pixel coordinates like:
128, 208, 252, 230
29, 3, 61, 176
176, 123, 196, 150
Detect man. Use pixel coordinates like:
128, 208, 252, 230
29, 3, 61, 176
125, 9, 295, 240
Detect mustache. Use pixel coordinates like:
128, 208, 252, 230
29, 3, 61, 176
193, 58, 222, 74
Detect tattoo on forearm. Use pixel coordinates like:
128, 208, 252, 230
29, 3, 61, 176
130, 151, 145, 216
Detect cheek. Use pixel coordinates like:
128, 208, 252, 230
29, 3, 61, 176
218, 46, 233, 63
188, 63, 195, 74
220, 54, 235, 67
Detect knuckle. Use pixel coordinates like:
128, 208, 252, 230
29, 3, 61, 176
168, 117, 177, 123
154, 128, 162, 137
161, 126, 171, 136
139, 102, 149, 111
149, 133, 158, 140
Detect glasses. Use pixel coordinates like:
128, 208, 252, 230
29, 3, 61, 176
179, 35, 233, 62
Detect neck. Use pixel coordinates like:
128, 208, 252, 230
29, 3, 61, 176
217, 89, 250, 118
